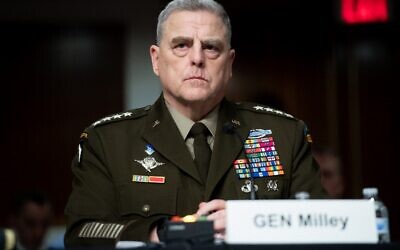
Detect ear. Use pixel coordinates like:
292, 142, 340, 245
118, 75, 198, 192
228, 49, 235, 77
150, 45, 160, 76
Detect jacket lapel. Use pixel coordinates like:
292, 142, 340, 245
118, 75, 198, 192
205, 99, 249, 200
141, 97, 202, 184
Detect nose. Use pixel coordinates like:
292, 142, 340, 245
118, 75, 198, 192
189, 43, 205, 68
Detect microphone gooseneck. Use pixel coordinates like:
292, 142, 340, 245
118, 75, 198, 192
223, 122, 256, 200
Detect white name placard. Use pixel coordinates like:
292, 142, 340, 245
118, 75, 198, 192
226, 200, 377, 244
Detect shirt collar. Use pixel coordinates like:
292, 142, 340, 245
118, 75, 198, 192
165, 101, 219, 140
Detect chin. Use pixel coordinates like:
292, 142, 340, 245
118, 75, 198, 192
181, 90, 211, 102
182, 97, 209, 104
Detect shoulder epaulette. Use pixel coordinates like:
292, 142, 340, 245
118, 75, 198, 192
236, 102, 296, 120
91, 105, 151, 127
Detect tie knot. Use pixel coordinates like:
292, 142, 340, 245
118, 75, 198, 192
189, 122, 210, 137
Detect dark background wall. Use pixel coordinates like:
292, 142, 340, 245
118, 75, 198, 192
1, 0, 399, 241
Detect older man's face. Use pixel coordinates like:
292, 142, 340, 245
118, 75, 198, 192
150, 10, 235, 108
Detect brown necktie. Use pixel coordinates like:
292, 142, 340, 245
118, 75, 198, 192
189, 122, 211, 183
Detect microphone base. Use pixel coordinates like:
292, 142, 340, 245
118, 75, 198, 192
162, 221, 214, 245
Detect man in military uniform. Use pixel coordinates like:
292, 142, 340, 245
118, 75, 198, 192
64, 0, 325, 246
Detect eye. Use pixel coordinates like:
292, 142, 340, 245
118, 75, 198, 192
174, 43, 188, 49
172, 42, 190, 56
204, 44, 219, 52
203, 43, 221, 59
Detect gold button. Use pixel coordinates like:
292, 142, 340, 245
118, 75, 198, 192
142, 204, 150, 213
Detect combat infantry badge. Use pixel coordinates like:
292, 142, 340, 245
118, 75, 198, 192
135, 156, 164, 172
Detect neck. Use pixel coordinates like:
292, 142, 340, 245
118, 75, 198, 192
164, 95, 221, 121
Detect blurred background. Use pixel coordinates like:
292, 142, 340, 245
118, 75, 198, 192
0, 0, 399, 245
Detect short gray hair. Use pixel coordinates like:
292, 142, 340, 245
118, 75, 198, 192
156, 0, 232, 46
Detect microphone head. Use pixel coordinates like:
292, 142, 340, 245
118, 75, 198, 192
222, 122, 236, 134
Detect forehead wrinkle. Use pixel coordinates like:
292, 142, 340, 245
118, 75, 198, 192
163, 10, 227, 44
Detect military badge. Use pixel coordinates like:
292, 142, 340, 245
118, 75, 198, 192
248, 129, 272, 139
145, 144, 155, 155
266, 179, 279, 191
231, 119, 241, 126
241, 180, 259, 193
135, 156, 164, 172
152, 120, 160, 128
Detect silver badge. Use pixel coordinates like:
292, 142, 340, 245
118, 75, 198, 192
231, 119, 241, 126
266, 179, 279, 191
135, 156, 164, 172
248, 129, 272, 139
241, 180, 259, 193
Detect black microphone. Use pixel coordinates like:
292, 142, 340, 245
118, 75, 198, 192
223, 122, 256, 200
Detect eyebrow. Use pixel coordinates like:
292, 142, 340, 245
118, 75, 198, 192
171, 36, 193, 45
202, 39, 224, 49
170, 36, 225, 49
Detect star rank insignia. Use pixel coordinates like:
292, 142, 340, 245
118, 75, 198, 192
92, 112, 133, 127
252, 105, 294, 118
90, 105, 151, 128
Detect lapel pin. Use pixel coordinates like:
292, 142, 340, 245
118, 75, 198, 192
232, 119, 241, 126
152, 120, 160, 128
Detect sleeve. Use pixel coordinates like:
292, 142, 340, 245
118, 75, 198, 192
288, 120, 327, 198
64, 128, 165, 247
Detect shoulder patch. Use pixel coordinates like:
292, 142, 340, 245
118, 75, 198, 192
91, 105, 151, 127
236, 103, 295, 119
304, 124, 313, 143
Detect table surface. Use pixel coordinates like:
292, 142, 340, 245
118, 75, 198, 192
131, 242, 400, 250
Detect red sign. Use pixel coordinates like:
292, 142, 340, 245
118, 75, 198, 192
341, 0, 389, 24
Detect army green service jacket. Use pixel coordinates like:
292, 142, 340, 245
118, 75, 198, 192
64, 96, 325, 247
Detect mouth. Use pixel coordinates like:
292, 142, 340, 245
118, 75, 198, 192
184, 76, 208, 82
